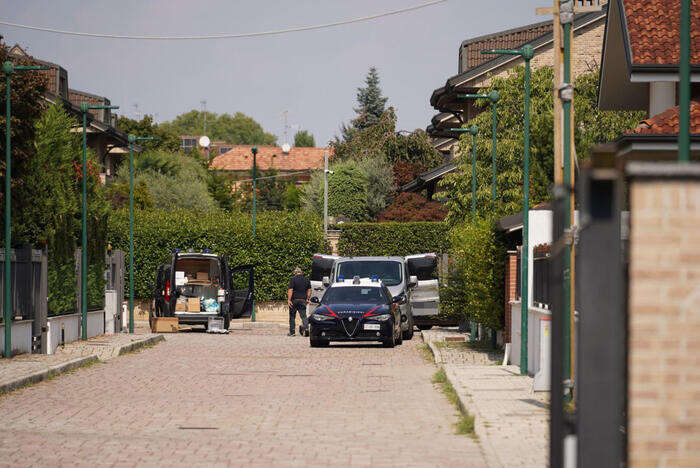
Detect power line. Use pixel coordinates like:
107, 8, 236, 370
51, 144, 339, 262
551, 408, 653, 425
0, 1, 447, 41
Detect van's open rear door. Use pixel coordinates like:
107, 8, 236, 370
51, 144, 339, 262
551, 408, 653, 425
310, 254, 338, 305
229, 264, 254, 318
167, 252, 178, 315
405, 253, 439, 318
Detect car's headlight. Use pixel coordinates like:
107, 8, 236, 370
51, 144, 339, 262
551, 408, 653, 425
312, 313, 334, 321
366, 314, 391, 322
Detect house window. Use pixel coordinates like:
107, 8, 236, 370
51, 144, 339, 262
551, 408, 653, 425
181, 138, 197, 153
219, 146, 232, 154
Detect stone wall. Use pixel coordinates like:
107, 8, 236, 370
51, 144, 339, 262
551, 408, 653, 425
627, 163, 700, 466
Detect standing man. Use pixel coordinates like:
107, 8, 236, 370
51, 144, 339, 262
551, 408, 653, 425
287, 267, 311, 336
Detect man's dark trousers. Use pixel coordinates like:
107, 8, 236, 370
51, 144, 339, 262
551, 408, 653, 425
290, 299, 309, 334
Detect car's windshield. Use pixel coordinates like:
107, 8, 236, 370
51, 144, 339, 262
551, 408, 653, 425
336, 261, 402, 286
322, 286, 386, 304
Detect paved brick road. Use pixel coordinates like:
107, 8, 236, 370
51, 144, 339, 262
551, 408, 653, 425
0, 329, 486, 467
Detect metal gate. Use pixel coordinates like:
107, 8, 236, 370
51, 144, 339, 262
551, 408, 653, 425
105, 250, 125, 333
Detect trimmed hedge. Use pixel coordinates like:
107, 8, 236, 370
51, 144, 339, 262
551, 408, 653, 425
337, 222, 450, 257
107, 209, 326, 302
439, 218, 505, 329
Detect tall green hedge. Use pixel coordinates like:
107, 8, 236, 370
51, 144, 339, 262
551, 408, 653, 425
337, 222, 450, 257
440, 218, 505, 329
107, 209, 326, 302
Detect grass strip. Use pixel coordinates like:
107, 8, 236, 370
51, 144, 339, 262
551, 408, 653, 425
432, 367, 476, 437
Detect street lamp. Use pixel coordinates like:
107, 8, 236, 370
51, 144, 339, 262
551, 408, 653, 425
2, 61, 50, 358
127, 134, 156, 334
448, 125, 479, 217
80, 102, 118, 340
456, 91, 500, 202
250, 146, 257, 322
482, 45, 534, 374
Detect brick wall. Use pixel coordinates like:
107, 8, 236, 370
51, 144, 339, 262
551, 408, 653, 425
627, 169, 700, 466
504, 251, 519, 343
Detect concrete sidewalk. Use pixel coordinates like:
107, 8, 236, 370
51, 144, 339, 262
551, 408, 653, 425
0, 332, 163, 395
422, 329, 549, 468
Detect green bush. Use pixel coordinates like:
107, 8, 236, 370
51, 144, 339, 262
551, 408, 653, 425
337, 222, 450, 257
440, 218, 505, 329
106, 209, 325, 302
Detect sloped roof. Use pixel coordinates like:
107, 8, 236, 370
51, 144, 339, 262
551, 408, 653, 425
622, 0, 700, 66
631, 101, 700, 135
211, 145, 331, 172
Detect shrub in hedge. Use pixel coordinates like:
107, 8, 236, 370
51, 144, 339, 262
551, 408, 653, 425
440, 218, 505, 329
106, 209, 325, 302
337, 222, 450, 257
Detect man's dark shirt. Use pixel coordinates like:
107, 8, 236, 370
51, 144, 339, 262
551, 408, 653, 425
289, 275, 311, 300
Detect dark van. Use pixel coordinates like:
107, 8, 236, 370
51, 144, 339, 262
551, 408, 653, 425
152, 251, 254, 330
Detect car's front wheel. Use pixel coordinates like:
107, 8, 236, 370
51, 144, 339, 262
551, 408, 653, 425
402, 317, 414, 341
310, 338, 328, 347
383, 332, 396, 348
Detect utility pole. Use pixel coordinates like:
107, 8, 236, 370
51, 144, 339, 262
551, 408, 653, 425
281, 110, 289, 146
2, 61, 49, 358
250, 146, 257, 322
201, 100, 207, 136
323, 150, 329, 235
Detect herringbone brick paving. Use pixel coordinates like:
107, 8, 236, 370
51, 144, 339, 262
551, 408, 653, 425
0, 328, 486, 467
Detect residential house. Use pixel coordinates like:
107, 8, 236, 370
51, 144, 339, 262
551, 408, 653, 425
210, 145, 332, 184
404, 1, 608, 197
576, 0, 700, 466
8, 44, 135, 183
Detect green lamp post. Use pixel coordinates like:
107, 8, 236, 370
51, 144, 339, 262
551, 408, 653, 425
127, 134, 156, 333
3, 61, 49, 358
80, 102, 118, 340
250, 146, 257, 322
456, 91, 500, 202
482, 45, 534, 374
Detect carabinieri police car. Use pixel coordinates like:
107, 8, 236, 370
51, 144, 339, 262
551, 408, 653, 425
307, 276, 404, 348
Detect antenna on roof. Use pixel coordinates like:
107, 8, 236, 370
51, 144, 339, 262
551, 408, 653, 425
281, 109, 289, 146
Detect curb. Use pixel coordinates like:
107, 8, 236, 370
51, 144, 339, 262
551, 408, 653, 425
230, 322, 287, 330
443, 365, 502, 468
117, 334, 165, 356
0, 355, 98, 395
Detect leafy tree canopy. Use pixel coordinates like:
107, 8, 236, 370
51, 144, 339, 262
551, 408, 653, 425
116, 115, 181, 153
293, 130, 315, 147
160, 110, 277, 145
440, 67, 644, 223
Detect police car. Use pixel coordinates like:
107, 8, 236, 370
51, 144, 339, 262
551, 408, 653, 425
307, 276, 405, 348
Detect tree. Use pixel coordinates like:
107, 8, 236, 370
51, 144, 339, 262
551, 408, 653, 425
113, 149, 218, 211
340, 67, 388, 140
293, 130, 315, 147
283, 183, 302, 211
160, 110, 277, 145
439, 67, 644, 223
378, 193, 446, 222
116, 115, 181, 152
301, 156, 393, 222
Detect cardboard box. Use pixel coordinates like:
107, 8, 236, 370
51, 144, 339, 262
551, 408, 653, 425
151, 317, 179, 333
187, 297, 201, 312
175, 300, 187, 311
196, 271, 209, 281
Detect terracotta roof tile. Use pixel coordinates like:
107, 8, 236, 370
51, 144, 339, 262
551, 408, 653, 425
623, 0, 700, 65
210, 145, 332, 172
631, 101, 700, 135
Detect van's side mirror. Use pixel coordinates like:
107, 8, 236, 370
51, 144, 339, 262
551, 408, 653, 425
322, 276, 330, 287
408, 275, 418, 288
310, 296, 320, 304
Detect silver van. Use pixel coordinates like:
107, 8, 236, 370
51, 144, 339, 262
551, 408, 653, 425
310, 253, 441, 340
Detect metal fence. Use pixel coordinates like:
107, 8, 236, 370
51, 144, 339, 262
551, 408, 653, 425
0, 246, 48, 353
533, 244, 551, 308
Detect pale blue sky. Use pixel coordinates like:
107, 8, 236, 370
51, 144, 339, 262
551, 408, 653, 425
1, 1, 541, 145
